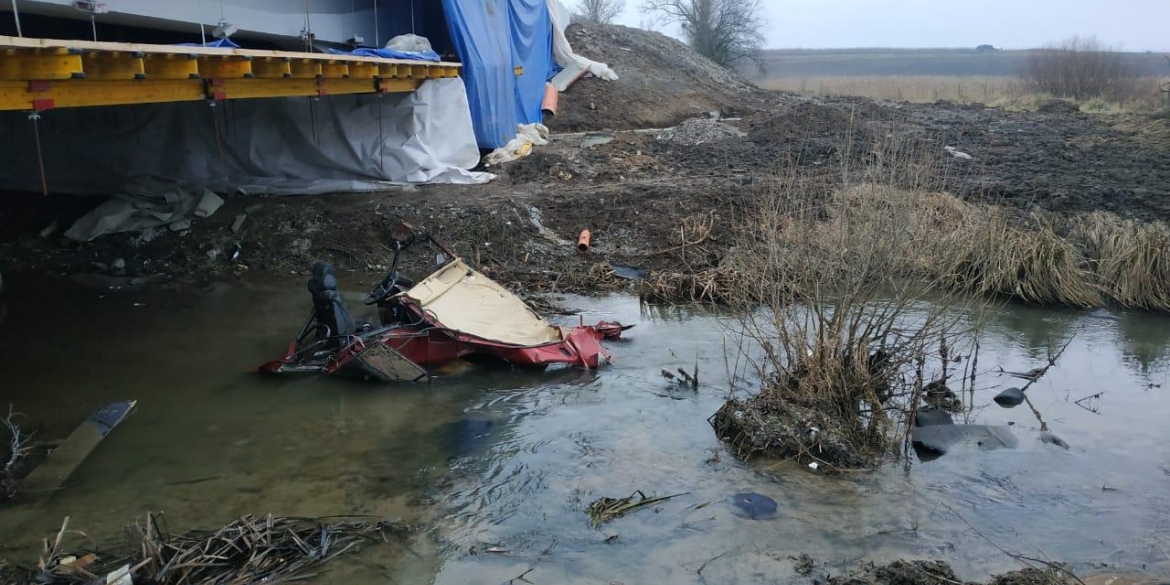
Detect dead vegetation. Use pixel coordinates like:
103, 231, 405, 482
2, 404, 34, 501
709, 155, 982, 469
6, 513, 413, 585
586, 491, 686, 527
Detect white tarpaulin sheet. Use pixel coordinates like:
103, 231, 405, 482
547, 0, 618, 83
0, 78, 491, 195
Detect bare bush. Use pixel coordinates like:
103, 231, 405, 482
641, 0, 764, 69
711, 138, 986, 470
576, 0, 624, 25
1023, 36, 1143, 101
2, 404, 34, 500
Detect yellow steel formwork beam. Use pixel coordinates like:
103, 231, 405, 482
378, 79, 424, 93
143, 54, 200, 79
320, 61, 349, 79
198, 55, 253, 79
289, 59, 322, 79
252, 57, 292, 79
80, 52, 145, 80
0, 36, 462, 111
348, 62, 378, 79
0, 79, 204, 110
0, 48, 85, 80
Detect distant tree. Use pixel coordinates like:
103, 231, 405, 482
1023, 36, 1138, 101
640, 0, 764, 69
576, 0, 625, 25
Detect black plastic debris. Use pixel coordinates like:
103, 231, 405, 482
609, 262, 649, 281
993, 387, 1026, 408
732, 492, 778, 520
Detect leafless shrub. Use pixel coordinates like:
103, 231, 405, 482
641, 0, 764, 69
2, 404, 35, 500
575, 0, 624, 25
1023, 36, 1144, 101
711, 143, 985, 470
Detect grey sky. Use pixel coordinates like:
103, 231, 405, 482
611, 1, 1168, 51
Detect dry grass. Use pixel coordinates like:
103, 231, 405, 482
672, 181, 1170, 311
759, 75, 1169, 112
1071, 212, 1170, 311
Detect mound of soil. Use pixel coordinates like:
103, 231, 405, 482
710, 394, 876, 470
546, 23, 766, 132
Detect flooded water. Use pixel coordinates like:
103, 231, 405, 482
1, 275, 1168, 583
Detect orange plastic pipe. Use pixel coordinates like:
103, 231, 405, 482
541, 83, 559, 117
577, 229, 591, 252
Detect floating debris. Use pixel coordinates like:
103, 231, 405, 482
994, 387, 1026, 408
731, 492, 778, 520
586, 491, 686, 528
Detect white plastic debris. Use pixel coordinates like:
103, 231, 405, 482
483, 124, 550, 166
808, 462, 820, 471
945, 146, 974, 160
385, 33, 433, 55
106, 564, 133, 585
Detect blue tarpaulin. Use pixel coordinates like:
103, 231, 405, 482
327, 47, 441, 62
508, 0, 555, 126
178, 38, 240, 48
442, 0, 554, 148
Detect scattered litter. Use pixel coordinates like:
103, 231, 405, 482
587, 491, 686, 528
527, 206, 568, 244
609, 262, 648, 280
808, 462, 820, 471
580, 132, 614, 148
230, 213, 247, 234
999, 366, 1045, 381
106, 564, 133, 585
64, 178, 224, 242
38, 220, 58, 239
484, 124, 550, 166
657, 118, 746, 146
111, 258, 126, 272
912, 424, 1018, 460
945, 146, 973, 160
577, 229, 591, 252
18, 401, 136, 498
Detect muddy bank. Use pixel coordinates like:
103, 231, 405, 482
2, 96, 1169, 307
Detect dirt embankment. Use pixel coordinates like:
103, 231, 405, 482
546, 23, 768, 132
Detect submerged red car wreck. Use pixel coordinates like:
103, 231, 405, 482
260, 227, 630, 382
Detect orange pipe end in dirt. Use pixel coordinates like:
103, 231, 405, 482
541, 83, 559, 117
577, 229, 591, 252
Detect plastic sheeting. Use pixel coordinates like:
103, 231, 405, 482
0, 79, 490, 196
547, 0, 618, 82
328, 46, 440, 62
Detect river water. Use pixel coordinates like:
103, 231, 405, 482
0, 275, 1167, 584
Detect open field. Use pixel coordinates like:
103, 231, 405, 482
758, 75, 1170, 111
753, 48, 1169, 78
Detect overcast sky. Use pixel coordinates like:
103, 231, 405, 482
612, 0, 1168, 51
